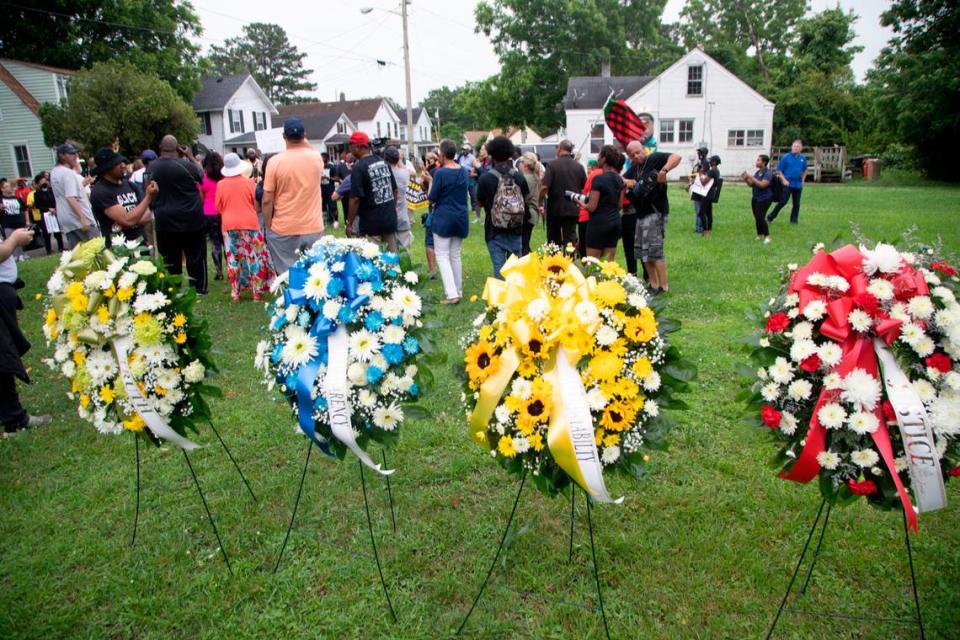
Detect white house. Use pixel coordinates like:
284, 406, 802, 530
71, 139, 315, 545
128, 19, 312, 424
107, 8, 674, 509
193, 74, 278, 156
401, 107, 437, 156
271, 104, 357, 158
0, 59, 73, 179
279, 96, 402, 142
564, 47, 775, 177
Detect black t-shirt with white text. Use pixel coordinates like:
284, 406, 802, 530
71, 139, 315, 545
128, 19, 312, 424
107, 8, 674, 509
350, 154, 398, 236
149, 157, 204, 233
0, 196, 25, 229
90, 178, 147, 243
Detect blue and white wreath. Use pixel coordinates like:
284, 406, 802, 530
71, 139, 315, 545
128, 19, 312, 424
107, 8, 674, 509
256, 237, 434, 474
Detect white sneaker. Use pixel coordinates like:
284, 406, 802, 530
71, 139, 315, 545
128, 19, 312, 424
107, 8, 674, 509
763, 237, 771, 244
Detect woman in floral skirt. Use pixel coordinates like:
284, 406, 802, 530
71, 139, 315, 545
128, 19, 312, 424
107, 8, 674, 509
215, 153, 274, 301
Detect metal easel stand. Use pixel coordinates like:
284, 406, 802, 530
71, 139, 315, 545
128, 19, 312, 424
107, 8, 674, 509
273, 441, 398, 622
129, 432, 240, 575
456, 475, 612, 640
765, 499, 925, 639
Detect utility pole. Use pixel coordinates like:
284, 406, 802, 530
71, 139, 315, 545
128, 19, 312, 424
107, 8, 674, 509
402, 0, 415, 160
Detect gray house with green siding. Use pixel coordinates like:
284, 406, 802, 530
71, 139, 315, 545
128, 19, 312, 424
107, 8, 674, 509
0, 59, 73, 180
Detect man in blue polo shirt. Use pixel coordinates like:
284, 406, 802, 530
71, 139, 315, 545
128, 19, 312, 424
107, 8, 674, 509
767, 139, 807, 225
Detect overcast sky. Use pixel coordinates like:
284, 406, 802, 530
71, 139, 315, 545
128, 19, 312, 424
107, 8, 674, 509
193, 0, 894, 106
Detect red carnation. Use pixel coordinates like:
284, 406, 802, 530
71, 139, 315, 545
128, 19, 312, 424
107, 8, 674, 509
931, 261, 958, 277
926, 353, 953, 374
854, 292, 880, 315
800, 355, 821, 372
949, 466, 960, 478
882, 400, 897, 424
766, 312, 791, 334
847, 479, 878, 495
761, 406, 782, 429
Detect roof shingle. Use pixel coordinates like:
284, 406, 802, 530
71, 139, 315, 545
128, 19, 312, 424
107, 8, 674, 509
193, 74, 249, 111
563, 75, 655, 109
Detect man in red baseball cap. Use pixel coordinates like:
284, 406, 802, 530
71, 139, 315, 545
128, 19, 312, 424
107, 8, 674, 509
346, 130, 398, 251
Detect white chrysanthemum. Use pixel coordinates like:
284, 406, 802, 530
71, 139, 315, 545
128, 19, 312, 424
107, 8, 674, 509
373, 404, 403, 431
86, 350, 118, 385
913, 337, 935, 357
850, 449, 880, 468
944, 371, 960, 391
404, 271, 419, 285
908, 296, 934, 320
760, 337, 771, 347
512, 436, 531, 454
347, 362, 368, 386
381, 325, 405, 344
911, 379, 936, 404
806, 272, 827, 287
627, 293, 647, 309
601, 445, 621, 464
790, 339, 818, 363
781, 411, 798, 436
932, 286, 956, 303
281, 326, 318, 367
526, 297, 550, 322
642, 371, 661, 392
861, 243, 902, 275
930, 394, 960, 437
304, 270, 331, 301
319, 299, 340, 320
818, 343, 843, 367
788, 379, 813, 401
816, 450, 841, 470
156, 368, 180, 389
643, 399, 659, 417
817, 403, 847, 429
900, 323, 924, 346
361, 242, 380, 259
587, 387, 607, 411
118, 271, 137, 289
349, 330, 380, 361
392, 286, 422, 317
847, 411, 879, 435
254, 340, 270, 371
183, 360, 205, 383
792, 322, 813, 340
284, 304, 300, 323
867, 278, 895, 301
46, 270, 66, 294
770, 357, 795, 384
357, 389, 377, 408
841, 368, 881, 410
130, 260, 158, 276
923, 271, 941, 286
761, 382, 780, 402
83, 270, 110, 292
890, 303, 911, 323
803, 300, 827, 320
757, 367, 768, 380
595, 325, 618, 346
132, 292, 169, 314
826, 275, 850, 292
574, 300, 599, 327
848, 309, 872, 333
61, 361, 76, 378
128, 357, 147, 379
511, 378, 533, 401
495, 404, 511, 423
785, 293, 800, 307
381, 300, 402, 319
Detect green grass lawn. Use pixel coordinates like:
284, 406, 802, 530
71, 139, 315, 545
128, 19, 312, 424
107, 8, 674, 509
2, 179, 959, 639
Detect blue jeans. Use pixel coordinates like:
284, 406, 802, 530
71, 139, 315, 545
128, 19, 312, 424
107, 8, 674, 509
487, 233, 522, 279
767, 187, 802, 223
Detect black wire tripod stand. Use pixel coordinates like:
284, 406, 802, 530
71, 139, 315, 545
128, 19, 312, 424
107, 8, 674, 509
129, 420, 257, 576
455, 472, 613, 639
765, 499, 926, 639
273, 441, 398, 623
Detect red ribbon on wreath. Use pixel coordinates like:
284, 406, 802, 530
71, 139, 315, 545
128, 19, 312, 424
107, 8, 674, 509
781, 245, 929, 532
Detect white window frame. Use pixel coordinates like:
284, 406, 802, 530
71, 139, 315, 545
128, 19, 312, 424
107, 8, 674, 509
687, 65, 703, 97
728, 129, 745, 147
678, 119, 694, 143
10, 143, 32, 178
229, 109, 243, 133
746, 129, 765, 147
659, 120, 675, 144
589, 122, 605, 153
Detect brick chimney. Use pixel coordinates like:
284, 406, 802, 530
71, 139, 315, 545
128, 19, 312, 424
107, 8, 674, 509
339, 92, 346, 103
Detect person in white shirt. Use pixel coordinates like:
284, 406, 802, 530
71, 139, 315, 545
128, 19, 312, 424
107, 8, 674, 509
50, 143, 98, 248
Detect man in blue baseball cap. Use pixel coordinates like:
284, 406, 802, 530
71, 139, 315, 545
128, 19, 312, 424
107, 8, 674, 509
262, 117, 325, 274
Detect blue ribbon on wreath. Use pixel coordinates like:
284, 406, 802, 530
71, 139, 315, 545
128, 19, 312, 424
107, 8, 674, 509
283, 251, 370, 456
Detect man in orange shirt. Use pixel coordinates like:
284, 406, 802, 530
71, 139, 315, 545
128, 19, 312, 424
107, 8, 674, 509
262, 117, 325, 274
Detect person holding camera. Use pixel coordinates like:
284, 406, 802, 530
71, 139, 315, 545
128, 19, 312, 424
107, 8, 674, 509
568, 145, 624, 261
149, 135, 209, 293
625, 140, 680, 295
0, 226, 51, 437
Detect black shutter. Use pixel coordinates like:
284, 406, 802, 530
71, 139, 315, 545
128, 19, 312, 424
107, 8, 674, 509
239, 110, 245, 133
228, 109, 234, 133
204, 113, 212, 135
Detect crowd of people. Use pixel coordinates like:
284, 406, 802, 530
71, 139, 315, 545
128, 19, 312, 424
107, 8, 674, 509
0, 115, 812, 437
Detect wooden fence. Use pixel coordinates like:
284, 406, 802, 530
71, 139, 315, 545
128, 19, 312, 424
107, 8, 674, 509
770, 146, 848, 182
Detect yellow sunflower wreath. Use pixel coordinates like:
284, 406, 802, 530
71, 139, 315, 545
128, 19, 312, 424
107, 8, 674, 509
461, 245, 694, 499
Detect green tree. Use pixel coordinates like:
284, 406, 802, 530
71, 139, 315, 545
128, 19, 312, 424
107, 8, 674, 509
678, 0, 807, 83
0, 0, 203, 100
40, 61, 198, 156
866, 0, 960, 179
207, 23, 316, 105
474, 0, 676, 132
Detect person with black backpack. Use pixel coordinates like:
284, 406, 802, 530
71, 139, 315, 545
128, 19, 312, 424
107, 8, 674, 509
477, 136, 529, 279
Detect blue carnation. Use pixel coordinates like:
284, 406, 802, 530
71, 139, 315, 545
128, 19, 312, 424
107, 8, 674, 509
338, 306, 357, 324
297, 310, 312, 327
356, 262, 377, 282
367, 366, 384, 383
326, 278, 344, 297
383, 344, 404, 365
408, 383, 420, 398
402, 337, 420, 355
314, 396, 328, 411
271, 314, 287, 331
371, 280, 384, 293
382, 252, 399, 265
386, 269, 398, 279
271, 343, 283, 364
364, 311, 385, 331
284, 372, 298, 389
391, 316, 403, 326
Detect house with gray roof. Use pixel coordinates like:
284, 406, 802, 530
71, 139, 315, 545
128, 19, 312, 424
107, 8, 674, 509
193, 74, 278, 156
